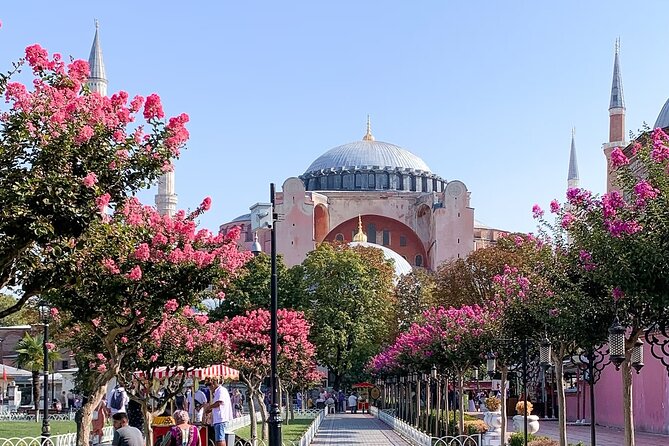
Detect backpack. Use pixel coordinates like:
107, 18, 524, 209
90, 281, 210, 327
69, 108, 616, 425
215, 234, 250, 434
110, 389, 124, 410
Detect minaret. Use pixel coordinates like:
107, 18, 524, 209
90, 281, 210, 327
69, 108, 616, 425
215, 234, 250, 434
87, 20, 107, 96
603, 38, 626, 192
155, 170, 177, 216
568, 128, 579, 190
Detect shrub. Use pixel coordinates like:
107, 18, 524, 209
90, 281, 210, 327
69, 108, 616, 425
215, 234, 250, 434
485, 397, 501, 411
528, 438, 560, 446
515, 400, 533, 415
464, 419, 488, 434
509, 432, 540, 446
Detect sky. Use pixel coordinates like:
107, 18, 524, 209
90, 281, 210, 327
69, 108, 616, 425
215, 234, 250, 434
2, 1, 669, 234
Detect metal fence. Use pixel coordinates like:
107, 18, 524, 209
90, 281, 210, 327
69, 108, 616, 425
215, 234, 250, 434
0, 412, 76, 422
0, 427, 113, 446
231, 408, 325, 446
371, 406, 482, 446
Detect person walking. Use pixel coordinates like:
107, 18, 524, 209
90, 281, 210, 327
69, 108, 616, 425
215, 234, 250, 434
206, 379, 233, 446
348, 392, 358, 414
107, 384, 129, 416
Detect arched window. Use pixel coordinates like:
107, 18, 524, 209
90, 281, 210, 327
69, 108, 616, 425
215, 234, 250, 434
335, 233, 344, 242
415, 255, 423, 267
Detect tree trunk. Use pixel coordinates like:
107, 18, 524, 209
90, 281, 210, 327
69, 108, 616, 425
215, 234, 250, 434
258, 393, 269, 441
500, 367, 508, 446
76, 384, 107, 446
32, 370, 41, 414
622, 332, 639, 446
141, 400, 155, 446
457, 372, 465, 435
554, 345, 567, 446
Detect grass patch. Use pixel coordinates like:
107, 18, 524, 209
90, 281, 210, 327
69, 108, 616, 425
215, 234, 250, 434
0, 420, 80, 438
232, 418, 313, 442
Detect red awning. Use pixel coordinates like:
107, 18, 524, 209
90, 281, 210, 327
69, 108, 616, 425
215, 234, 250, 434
134, 364, 239, 381
352, 382, 375, 388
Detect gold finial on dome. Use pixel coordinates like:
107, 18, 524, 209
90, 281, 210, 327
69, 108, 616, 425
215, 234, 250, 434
362, 115, 375, 141
353, 215, 367, 242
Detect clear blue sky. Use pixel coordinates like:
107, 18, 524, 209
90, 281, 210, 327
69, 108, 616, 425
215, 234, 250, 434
2, 1, 669, 234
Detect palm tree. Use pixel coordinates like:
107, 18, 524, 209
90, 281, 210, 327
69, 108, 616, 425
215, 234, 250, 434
15, 332, 61, 411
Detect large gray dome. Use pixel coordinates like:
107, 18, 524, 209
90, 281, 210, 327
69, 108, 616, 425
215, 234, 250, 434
304, 140, 431, 174
655, 98, 669, 129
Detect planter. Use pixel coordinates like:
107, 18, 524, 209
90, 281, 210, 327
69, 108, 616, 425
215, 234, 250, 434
483, 411, 502, 446
512, 414, 540, 435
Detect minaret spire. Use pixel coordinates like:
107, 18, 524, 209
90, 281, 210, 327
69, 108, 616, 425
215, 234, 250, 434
568, 128, 579, 189
87, 19, 108, 96
362, 115, 375, 141
609, 37, 625, 112
604, 38, 627, 193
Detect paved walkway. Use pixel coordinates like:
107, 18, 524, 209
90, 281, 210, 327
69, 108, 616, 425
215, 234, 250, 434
310, 413, 411, 445
517, 420, 669, 446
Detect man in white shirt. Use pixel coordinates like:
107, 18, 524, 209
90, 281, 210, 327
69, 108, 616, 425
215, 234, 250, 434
107, 384, 129, 416
206, 378, 233, 446
193, 385, 208, 423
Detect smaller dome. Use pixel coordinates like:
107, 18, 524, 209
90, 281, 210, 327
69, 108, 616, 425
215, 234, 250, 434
655, 98, 669, 129
349, 241, 413, 280
231, 213, 251, 222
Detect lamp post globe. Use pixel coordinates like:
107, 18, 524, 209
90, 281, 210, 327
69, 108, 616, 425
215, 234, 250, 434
486, 352, 496, 379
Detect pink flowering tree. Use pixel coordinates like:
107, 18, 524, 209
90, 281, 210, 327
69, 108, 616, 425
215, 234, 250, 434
119, 307, 228, 443
223, 308, 316, 442
47, 198, 249, 446
0, 42, 190, 321
491, 230, 612, 446
552, 128, 669, 446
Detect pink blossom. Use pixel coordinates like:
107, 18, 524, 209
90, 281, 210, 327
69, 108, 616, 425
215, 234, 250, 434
92, 318, 101, 328
532, 204, 544, 219
143, 94, 164, 120
82, 172, 98, 188
164, 299, 179, 313
75, 125, 95, 144
97, 364, 107, 373
67, 60, 89, 83
560, 212, 575, 229
201, 197, 212, 211
127, 265, 142, 281
96, 193, 111, 213
45, 342, 56, 351
50, 307, 59, 318
548, 308, 560, 317
96, 353, 106, 361
120, 336, 128, 344
25, 44, 51, 72
633, 180, 659, 207
550, 199, 560, 214
149, 354, 159, 362
612, 287, 624, 302
609, 147, 629, 168
102, 258, 120, 274
133, 243, 151, 261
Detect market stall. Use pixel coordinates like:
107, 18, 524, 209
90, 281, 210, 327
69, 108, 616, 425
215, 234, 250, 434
352, 382, 374, 414
134, 364, 239, 446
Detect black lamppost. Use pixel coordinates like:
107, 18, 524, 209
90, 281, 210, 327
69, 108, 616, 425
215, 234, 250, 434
249, 184, 282, 446
38, 301, 51, 438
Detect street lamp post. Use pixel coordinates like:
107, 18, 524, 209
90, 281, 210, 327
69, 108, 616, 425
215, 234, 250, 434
38, 302, 51, 439
249, 184, 282, 446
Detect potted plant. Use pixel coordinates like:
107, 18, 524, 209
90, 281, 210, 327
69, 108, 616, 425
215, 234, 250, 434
512, 400, 540, 435
483, 397, 502, 445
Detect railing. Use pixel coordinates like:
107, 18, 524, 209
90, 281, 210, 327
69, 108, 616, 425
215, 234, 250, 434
0, 427, 113, 446
371, 406, 482, 446
232, 408, 325, 446
0, 412, 76, 422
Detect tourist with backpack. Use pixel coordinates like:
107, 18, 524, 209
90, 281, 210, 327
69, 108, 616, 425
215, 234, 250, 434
107, 384, 129, 415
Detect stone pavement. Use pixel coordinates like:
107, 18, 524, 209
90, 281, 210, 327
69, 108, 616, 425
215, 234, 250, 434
310, 413, 411, 445
522, 419, 669, 446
